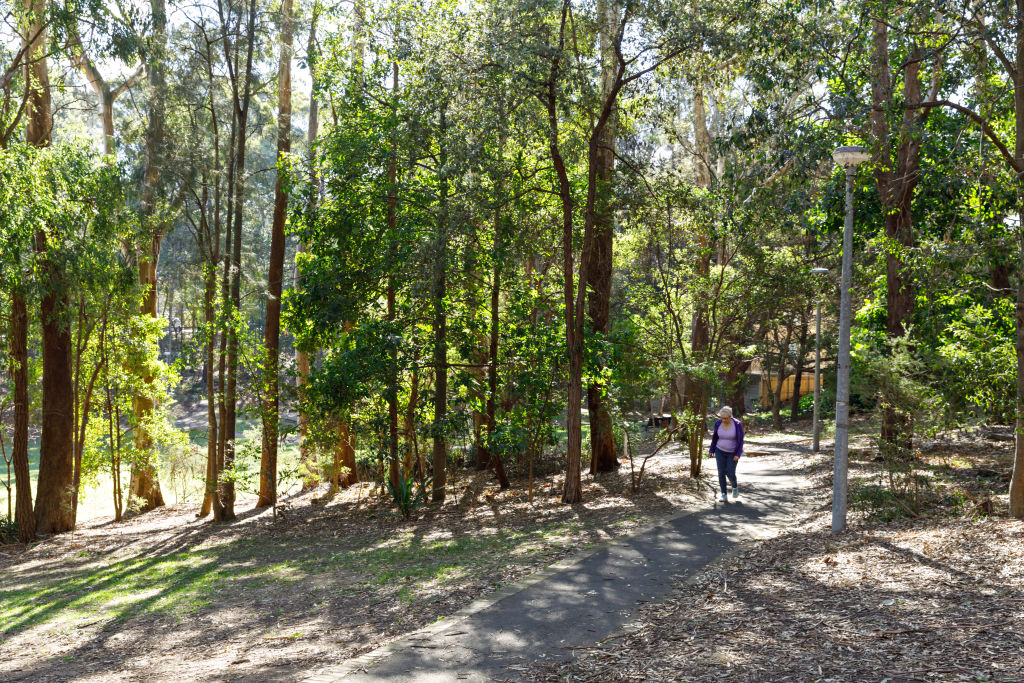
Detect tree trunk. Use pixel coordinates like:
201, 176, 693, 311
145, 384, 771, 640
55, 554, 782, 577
483, 201, 510, 489
25, 0, 75, 535
129, 259, 167, 511
586, 0, 620, 475
1012, 203, 1024, 517
201, 259, 218, 517
431, 102, 449, 503
686, 82, 714, 472
220, 0, 259, 521
771, 324, 792, 431
9, 294, 34, 542
1010, 9, 1024, 515
295, 3, 319, 492
199, 168, 220, 517
404, 350, 420, 478
544, 9, 587, 504
871, 21, 936, 457
129, 0, 171, 512
335, 419, 357, 488
258, 0, 294, 509
725, 356, 751, 417
790, 317, 808, 420
386, 59, 400, 490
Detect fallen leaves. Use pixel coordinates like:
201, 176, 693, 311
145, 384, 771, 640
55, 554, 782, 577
532, 507, 1024, 682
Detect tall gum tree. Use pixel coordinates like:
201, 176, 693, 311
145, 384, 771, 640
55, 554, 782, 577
909, 0, 1024, 517
295, 2, 320, 491
70, 31, 143, 156
130, 0, 172, 511
586, 0, 621, 475
868, 15, 941, 458
534, 0, 697, 502
257, 0, 294, 509
217, 0, 259, 521
25, 0, 77, 535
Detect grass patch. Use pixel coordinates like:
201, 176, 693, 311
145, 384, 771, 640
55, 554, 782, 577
0, 515, 607, 639
0, 538, 296, 636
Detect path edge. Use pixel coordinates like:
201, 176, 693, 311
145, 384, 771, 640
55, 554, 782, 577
303, 485, 718, 682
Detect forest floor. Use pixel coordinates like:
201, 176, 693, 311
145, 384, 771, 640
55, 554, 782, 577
1, 426, 743, 683
2, 421, 1018, 682
532, 425, 1024, 683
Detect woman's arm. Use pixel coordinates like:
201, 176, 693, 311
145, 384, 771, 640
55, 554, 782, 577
708, 419, 720, 454
735, 419, 744, 458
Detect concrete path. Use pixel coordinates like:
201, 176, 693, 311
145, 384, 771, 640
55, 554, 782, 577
308, 446, 812, 683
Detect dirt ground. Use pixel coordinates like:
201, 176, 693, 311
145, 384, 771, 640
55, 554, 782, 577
1, 431, 750, 683
532, 430, 1024, 683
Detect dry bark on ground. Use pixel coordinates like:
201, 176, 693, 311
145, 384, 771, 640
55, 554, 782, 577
533, 447, 1024, 683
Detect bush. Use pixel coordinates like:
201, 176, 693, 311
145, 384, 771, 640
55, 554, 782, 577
386, 471, 432, 520
797, 384, 835, 418
0, 516, 18, 544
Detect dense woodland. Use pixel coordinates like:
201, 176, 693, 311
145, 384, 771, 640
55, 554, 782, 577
1, 0, 1023, 546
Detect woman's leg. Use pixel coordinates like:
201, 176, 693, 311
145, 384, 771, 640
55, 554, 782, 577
714, 449, 729, 493
726, 456, 738, 489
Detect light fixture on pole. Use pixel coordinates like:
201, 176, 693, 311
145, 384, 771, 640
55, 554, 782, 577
810, 267, 829, 454
831, 145, 870, 534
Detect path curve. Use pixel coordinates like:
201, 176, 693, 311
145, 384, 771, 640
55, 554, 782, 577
308, 443, 813, 682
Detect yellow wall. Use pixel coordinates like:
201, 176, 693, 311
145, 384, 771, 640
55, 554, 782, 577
760, 373, 820, 405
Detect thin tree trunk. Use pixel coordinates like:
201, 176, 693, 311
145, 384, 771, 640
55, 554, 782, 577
71, 306, 105, 525
544, 5, 585, 503
258, 0, 294, 509
431, 102, 449, 503
200, 169, 220, 517
9, 294, 34, 541
404, 348, 420, 478
129, 0, 171, 512
484, 199, 510, 489
219, 0, 259, 521
790, 316, 808, 421
1010, 7, 1024, 515
771, 325, 792, 430
386, 59, 400, 490
295, 3, 319, 491
1012, 203, 1024, 517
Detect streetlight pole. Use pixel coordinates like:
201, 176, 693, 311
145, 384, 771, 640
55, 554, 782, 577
831, 145, 870, 534
810, 267, 828, 453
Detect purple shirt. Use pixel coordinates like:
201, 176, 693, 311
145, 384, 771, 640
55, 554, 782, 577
709, 418, 744, 457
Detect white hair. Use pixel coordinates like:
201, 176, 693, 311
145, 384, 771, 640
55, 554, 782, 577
718, 406, 733, 418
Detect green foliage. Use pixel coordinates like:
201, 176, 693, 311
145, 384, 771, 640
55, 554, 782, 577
0, 515, 17, 545
385, 471, 433, 520
936, 297, 1016, 423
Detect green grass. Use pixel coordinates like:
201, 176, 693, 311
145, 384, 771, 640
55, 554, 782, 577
0, 516, 598, 638
1, 418, 304, 526
0, 440, 39, 521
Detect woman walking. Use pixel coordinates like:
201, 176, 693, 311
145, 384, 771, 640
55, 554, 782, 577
708, 406, 743, 503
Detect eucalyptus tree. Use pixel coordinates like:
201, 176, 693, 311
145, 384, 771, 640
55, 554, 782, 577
492, 0, 736, 502
902, 0, 1024, 517
256, 0, 295, 510
22, 0, 81, 535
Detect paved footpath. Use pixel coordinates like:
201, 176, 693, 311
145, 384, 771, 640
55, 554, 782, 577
308, 444, 813, 682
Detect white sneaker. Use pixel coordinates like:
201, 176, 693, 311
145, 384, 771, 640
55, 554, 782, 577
731, 487, 739, 500
718, 492, 728, 503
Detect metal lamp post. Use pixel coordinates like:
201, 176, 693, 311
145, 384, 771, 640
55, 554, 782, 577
810, 267, 829, 454
831, 145, 870, 534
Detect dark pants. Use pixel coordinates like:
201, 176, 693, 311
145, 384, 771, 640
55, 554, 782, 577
715, 448, 738, 494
